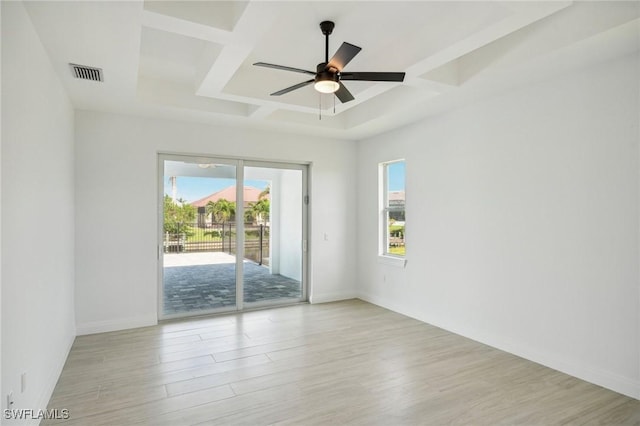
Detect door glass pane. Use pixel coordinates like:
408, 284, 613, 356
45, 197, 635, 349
243, 166, 303, 305
162, 160, 237, 316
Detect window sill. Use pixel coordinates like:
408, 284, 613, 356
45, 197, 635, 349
378, 255, 407, 268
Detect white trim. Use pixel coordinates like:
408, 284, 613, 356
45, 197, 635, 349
236, 161, 245, 311
379, 159, 406, 258
76, 315, 157, 336
378, 162, 386, 255
157, 155, 164, 321
302, 165, 309, 302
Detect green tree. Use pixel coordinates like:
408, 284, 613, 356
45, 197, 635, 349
206, 198, 236, 224
163, 195, 196, 235
205, 201, 216, 226
244, 185, 271, 224
259, 185, 270, 200
247, 198, 270, 224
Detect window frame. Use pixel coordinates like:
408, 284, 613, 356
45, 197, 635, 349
379, 159, 406, 262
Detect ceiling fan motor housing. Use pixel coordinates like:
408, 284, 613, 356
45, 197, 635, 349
316, 62, 338, 82
314, 62, 340, 93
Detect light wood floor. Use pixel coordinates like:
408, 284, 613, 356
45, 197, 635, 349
45, 300, 639, 425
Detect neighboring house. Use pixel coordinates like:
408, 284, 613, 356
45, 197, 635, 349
389, 190, 405, 222
191, 185, 269, 226
388, 190, 405, 206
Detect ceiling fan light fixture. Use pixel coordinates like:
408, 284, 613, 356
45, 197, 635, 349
314, 79, 339, 94
314, 69, 339, 93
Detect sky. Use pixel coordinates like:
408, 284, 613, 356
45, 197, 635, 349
165, 162, 405, 202
388, 161, 406, 192
164, 177, 269, 203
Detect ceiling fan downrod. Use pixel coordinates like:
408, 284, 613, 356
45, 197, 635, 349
319, 21, 335, 64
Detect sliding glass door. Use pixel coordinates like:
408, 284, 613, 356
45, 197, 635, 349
159, 155, 307, 319
243, 163, 305, 308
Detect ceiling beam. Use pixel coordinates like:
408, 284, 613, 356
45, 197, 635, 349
195, 2, 281, 97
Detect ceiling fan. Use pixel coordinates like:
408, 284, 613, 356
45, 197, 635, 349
253, 21, 405, 103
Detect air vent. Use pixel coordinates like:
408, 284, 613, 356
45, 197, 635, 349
69, 63, 103, 82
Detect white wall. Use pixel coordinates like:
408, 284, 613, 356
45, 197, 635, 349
356, 53, 640, 399
278, 169, 303, 281
270, 172, 281, 275
1, 2, 76, 422
74, 111, 357, 334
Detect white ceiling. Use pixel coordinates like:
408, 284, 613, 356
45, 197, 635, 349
23, 1, 640, 140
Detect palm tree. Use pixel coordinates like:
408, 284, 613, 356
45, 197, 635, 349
207, 199, 236, 252
206, 198, 236, 225
169, 176, 177, 202
244, 207, 255, 224
248, 198, 270, 225
244, 185, 271, 225
205, 201, 216, 226
258, 185, 270, 200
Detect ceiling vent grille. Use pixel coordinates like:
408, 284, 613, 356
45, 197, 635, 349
69, 64, 103, 82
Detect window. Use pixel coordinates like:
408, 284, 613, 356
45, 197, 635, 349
380, 160, 405, 257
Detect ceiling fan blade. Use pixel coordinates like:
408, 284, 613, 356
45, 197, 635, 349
270, 79, 314, 96
327, 42, 362, 71
253, 62, 316, 76
340, 72, 405, 82
334, 82, 355, 103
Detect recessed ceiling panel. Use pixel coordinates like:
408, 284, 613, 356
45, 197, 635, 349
140, 27, 222, 86
144, 1, 248, 31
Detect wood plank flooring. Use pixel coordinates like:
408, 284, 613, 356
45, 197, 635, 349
44, 300, 640, 425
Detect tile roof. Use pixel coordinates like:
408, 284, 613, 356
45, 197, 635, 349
389, 191, 405, 201
191, 186, 267, 207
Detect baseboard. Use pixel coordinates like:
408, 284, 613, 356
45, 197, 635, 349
76, 315, 157, 336
358, 293, 640, 401
309, 291, 357, 304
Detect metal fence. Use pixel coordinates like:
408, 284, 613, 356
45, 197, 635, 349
163, 222, 270, 265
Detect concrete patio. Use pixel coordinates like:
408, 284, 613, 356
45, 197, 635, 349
163, 252, 302, 316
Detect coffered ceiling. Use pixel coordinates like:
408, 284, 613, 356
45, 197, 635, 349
23, 1, 640, 140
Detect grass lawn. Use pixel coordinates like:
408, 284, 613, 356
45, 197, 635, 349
389, 246, 405, 255
176, 227, 269, 243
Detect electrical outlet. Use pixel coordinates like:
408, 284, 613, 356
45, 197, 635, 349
7, 391, 14, 409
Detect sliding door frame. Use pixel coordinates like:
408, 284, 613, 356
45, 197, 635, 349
242, 159, 309, 309
157, 153, 309, 320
